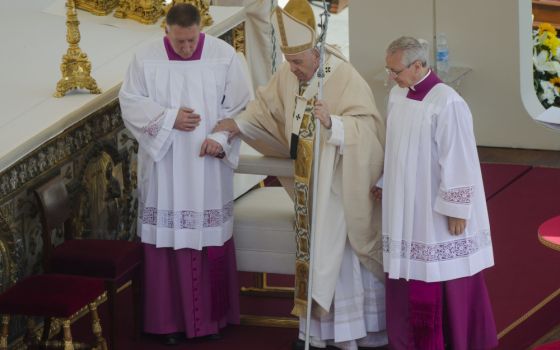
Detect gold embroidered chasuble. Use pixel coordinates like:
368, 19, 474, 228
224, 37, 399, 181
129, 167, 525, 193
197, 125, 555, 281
236, 46, 386, 316
292, 80, 316, 315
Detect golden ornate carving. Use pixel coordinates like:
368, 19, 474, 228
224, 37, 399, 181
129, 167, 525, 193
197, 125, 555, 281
24, 318, 39, 346
0, 208, 17, 291
89, 302, 107, 350
114, 0, 164, 25
239, 315, 298, 328
0, 315, 8, 350
0, 100, 136, 346
232, 22, 246, 54
54, 0, 101, 98
75, 0, 119, 16
80, 151, 122, 239
161, 0, 213, 28
62, 320, 73, 350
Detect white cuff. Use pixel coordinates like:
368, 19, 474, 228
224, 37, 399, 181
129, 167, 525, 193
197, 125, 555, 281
162, 108, 178, 132
207, 131, 240, 168
145, 108, 177, 162
207, 131, 231, 155
327, 115, 344, 154
376, 175, 384, 189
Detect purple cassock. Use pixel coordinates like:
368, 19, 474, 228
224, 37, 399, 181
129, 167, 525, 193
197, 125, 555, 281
385, 70, 498, 350
142, 33, 240, 338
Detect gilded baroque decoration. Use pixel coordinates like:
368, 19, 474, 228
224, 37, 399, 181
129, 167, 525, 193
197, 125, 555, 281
75, 0, 119, 15
0, 100, 136, 346
232, 22, 246, 54
0, 212, 16, 292
161, 0, 213, 28
114, 0, 164, 25
54, 0, 102, 98
219, 22, 245, 54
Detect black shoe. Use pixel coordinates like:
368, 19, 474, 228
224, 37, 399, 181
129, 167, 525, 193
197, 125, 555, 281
208, 333, 222, 340
292, 339, 328, 350
162, 334, 179, 346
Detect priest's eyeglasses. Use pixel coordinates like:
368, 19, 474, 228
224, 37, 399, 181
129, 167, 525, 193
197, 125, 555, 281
385, 60, 417, 78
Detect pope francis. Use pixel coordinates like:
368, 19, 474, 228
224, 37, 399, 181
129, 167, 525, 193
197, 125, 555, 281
214, 0, 388, 348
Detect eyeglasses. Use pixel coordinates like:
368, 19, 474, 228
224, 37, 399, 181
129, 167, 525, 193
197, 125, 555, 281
384, 60, 417, 78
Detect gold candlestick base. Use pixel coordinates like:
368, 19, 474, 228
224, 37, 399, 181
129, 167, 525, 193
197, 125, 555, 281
75, 0, 119, 16
54, 0, 101, 98
114, 0, 164, 25
161, 0, 213, 29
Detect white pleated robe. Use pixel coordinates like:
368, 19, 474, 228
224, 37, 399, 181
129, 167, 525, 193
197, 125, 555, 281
119, 36, 251, 250
382, 83, 494, 282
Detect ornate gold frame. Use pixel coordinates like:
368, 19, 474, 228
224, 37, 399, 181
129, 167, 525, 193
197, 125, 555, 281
75, 0, 119, 16
114, 0, 164, 25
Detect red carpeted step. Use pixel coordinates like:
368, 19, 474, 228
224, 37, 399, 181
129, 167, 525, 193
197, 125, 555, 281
533, 340, 560, 350
534, 340, 560, 350
485, 167, 560, 349
480, 163, 531, 199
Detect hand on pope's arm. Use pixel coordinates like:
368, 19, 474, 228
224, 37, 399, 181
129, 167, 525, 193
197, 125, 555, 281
314, 100, 332, 129
199, 138, 224, 158
174, 107, 201, 132
213, 119, 240, 140
448, 216, 466, 235
370, 186, 382, 201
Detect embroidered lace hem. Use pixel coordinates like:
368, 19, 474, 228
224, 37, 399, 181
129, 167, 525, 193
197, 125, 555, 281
141, 201, 234, 229
382, 231, 492, 262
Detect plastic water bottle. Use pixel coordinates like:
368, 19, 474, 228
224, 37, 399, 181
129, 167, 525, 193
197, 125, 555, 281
436, 33, 449, 74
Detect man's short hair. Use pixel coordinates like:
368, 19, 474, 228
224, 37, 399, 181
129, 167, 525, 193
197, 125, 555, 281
387, 36, 429, 67
166, 3, 201, 27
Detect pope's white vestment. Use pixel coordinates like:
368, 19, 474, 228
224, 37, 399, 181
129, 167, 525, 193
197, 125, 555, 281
234, 47, 388, 349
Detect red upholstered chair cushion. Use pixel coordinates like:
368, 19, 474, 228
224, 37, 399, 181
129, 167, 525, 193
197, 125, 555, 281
0, 274, 105, 318
538, 215, 560, 249
50, 240, 143, 278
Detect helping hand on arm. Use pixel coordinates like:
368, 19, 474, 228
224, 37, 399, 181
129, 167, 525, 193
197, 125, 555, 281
213, 119, 240, 141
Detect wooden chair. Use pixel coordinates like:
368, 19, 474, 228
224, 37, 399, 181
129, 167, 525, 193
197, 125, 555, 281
33, 175, 143, 349
0, 274, 107, 350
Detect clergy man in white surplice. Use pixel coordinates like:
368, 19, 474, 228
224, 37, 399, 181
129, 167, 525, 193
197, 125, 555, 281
379, 36, 497, 350
119, 4, 251, 344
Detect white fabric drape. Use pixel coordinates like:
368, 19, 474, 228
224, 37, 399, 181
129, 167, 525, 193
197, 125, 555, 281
299, 240, 387, 348
211, 0, 281, 87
